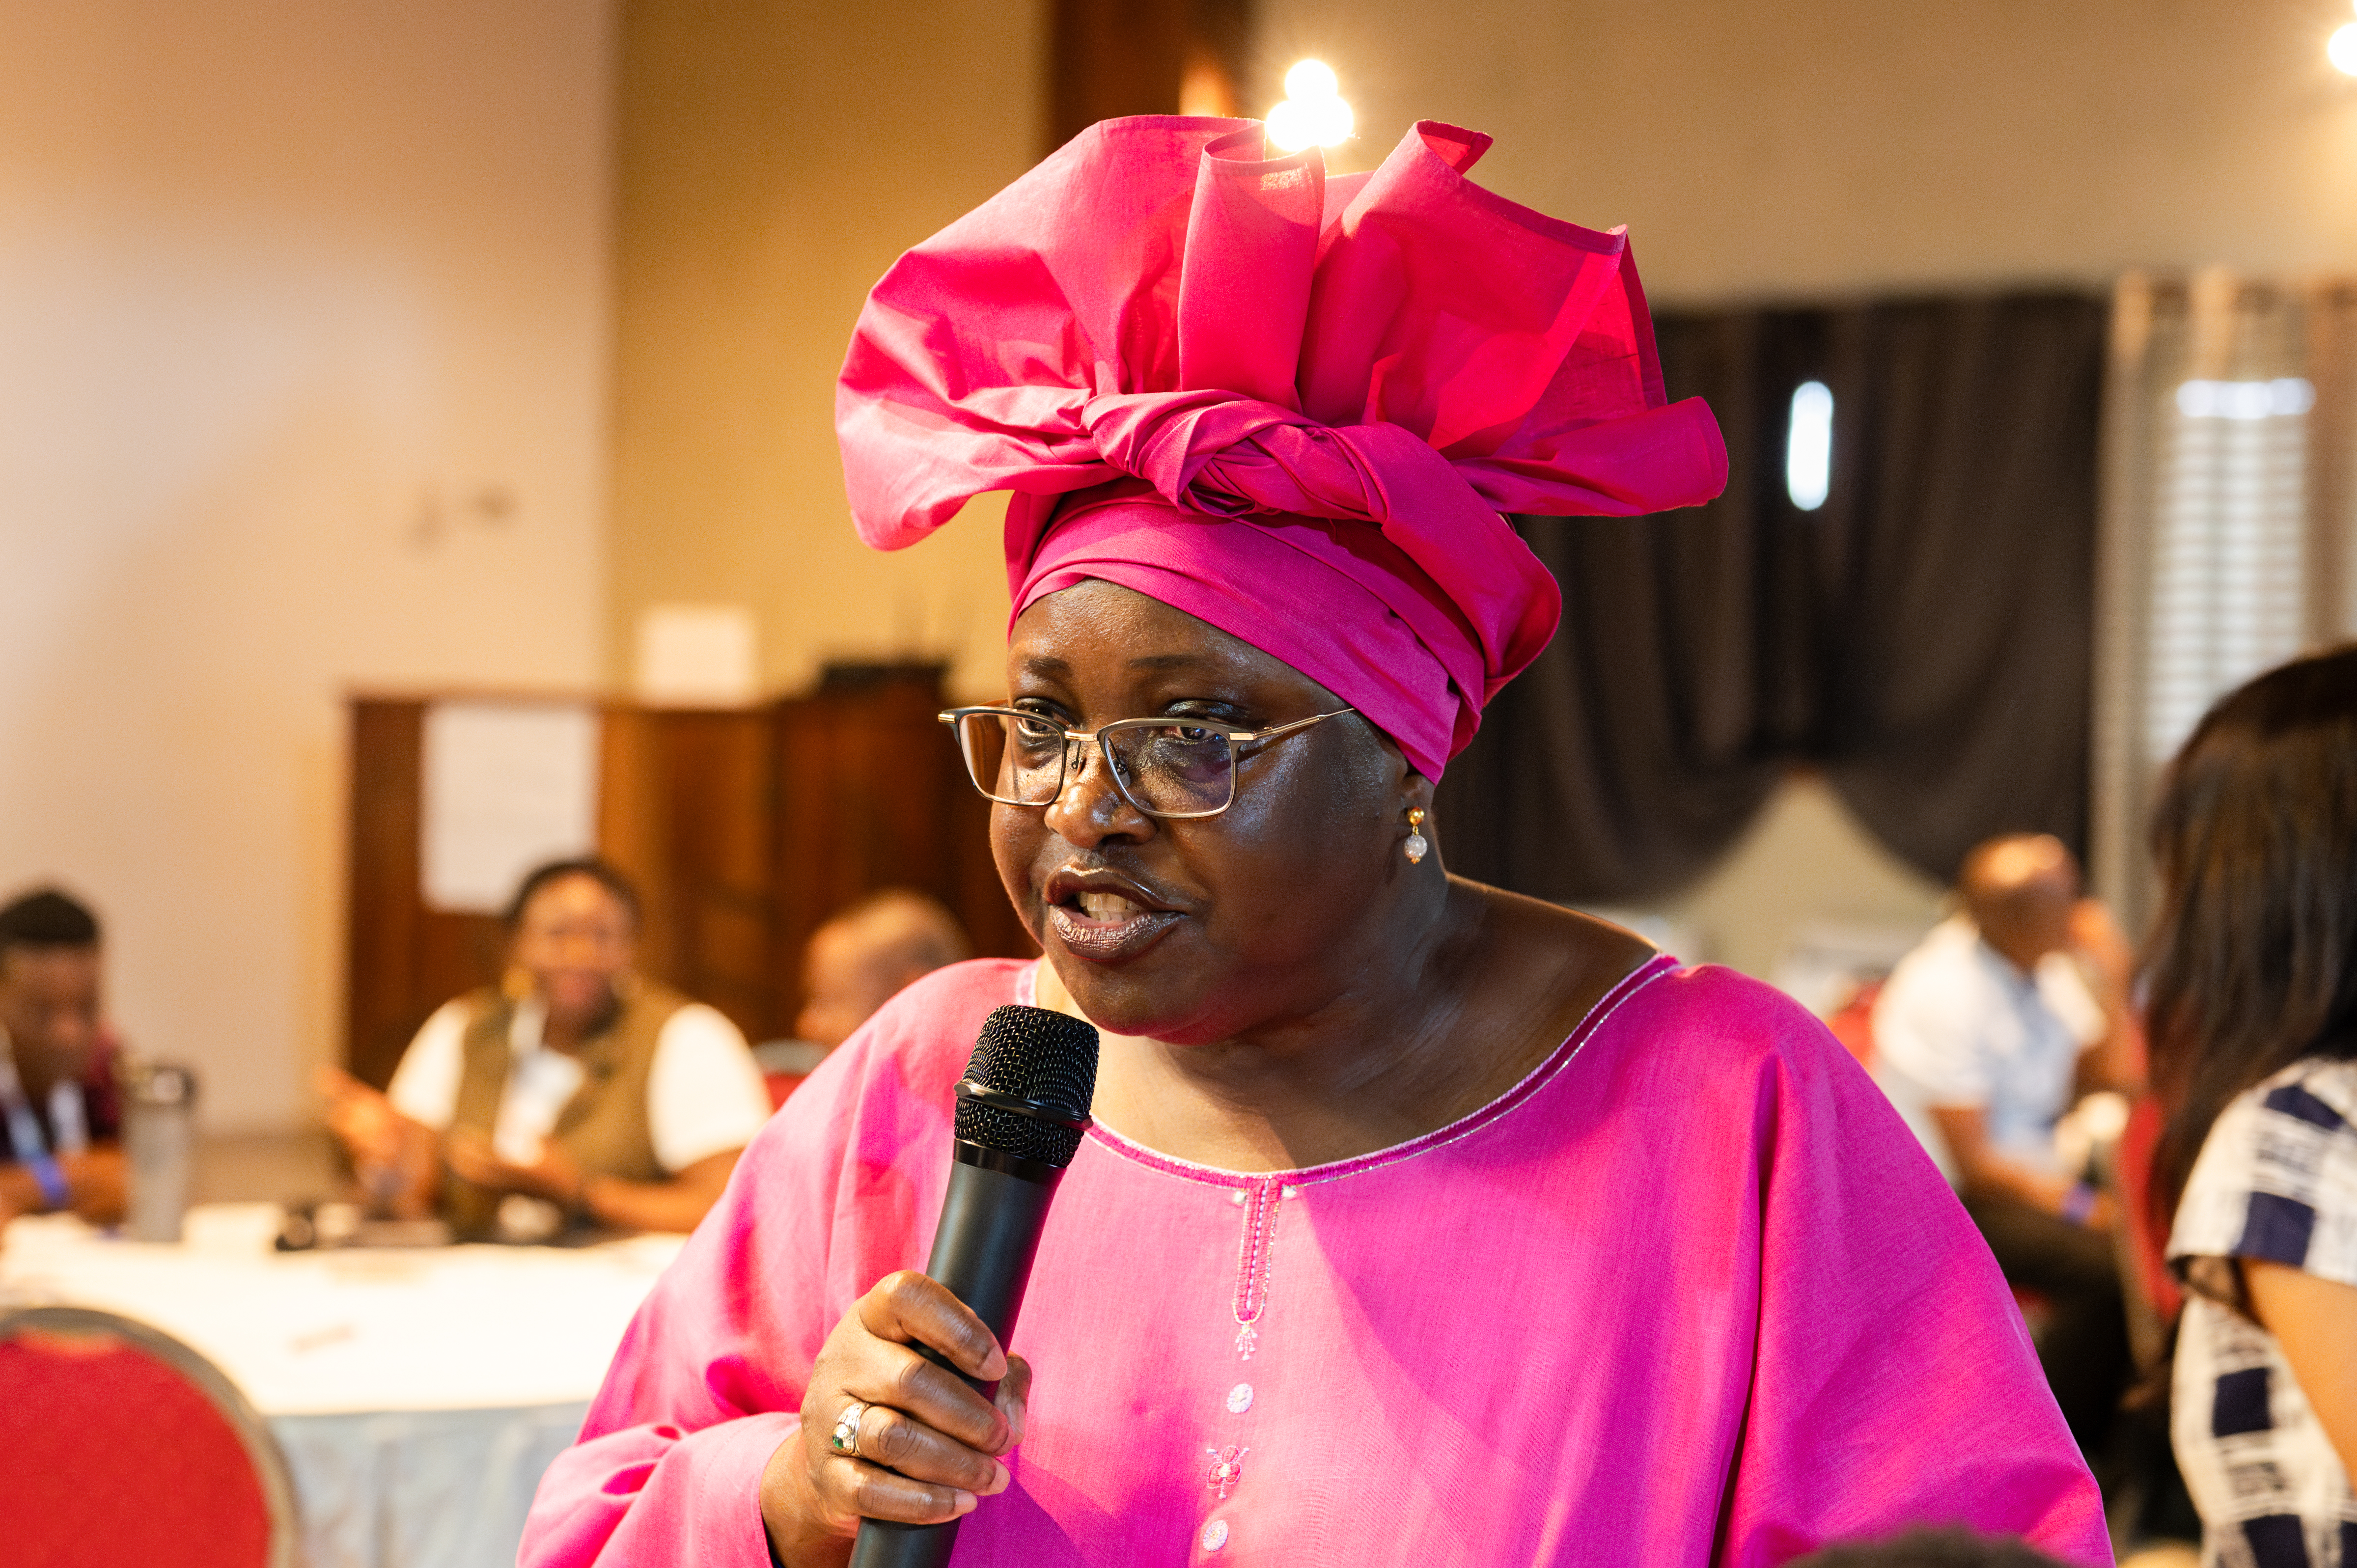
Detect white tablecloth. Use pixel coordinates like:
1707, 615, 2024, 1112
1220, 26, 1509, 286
2, 1207, 683, 1568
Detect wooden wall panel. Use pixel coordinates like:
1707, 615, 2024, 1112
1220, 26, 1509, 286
1047, 0, 1253, 152
344, 700, 503, 1089
771, 671, 965, 1029
649, 710, 780, 1042
346, 700, 423, 1089
595, 706, 671, 976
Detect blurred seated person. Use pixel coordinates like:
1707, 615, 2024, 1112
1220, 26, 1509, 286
754, 891, 971, 1096
1874, 832, 2142, 1455
320, 857, 771, 1236
792, 890, 971, 1052
0, 889, 125, 1224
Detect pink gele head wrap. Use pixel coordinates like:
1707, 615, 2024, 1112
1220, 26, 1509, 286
836, 117, 1727, 779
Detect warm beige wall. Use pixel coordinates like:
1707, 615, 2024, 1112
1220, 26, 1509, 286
0, 1, 612, 1130
1258, 0, 2357, 301
610, 0, 1046, 703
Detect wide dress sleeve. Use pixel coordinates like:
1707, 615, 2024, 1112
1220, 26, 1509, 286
518, 963, 1007, 1568
1696, 973, 2110, 1564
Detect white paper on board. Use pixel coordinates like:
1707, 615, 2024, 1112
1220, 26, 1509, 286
420, 701, 601, 914
635, 604, 758, 706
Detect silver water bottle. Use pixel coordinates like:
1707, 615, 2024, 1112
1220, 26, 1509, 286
122, 1062, 197, 1242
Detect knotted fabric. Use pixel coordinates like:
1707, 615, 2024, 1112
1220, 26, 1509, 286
837, 117, 1726, 778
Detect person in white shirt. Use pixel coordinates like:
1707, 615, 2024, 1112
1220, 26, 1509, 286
1873, 832, 2142, 1457
320, 858, 772, 1237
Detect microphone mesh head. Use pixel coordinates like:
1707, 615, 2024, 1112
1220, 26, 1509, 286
955, 1005, 1101, 1168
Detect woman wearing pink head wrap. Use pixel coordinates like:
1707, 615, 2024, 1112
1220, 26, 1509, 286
524, 120, 2108, 1568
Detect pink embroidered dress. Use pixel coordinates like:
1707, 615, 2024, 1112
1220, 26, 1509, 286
522, 956, 2109, 1567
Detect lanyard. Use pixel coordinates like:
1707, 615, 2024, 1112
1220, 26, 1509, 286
0, 1030, 87, 1160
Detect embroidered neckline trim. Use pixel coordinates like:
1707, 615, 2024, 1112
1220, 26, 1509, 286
1020, 951, 1678, 1192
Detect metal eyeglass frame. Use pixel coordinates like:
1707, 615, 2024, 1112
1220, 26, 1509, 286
936, 706, 1358, 820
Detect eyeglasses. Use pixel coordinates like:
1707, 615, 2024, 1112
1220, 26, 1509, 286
938, 706, 1358, 820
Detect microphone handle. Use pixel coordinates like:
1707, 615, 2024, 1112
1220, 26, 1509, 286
847, 1152, 1060, 1568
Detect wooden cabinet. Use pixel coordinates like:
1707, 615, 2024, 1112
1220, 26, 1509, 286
344, 669, 1034, 1088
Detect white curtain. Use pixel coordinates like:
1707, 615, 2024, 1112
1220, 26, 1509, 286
2092, 273, 2357, 934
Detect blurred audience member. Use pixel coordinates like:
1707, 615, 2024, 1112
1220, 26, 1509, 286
0, 888, 124, 1224
792, 889, 969, 1050
319, 857, 770, 1237
1787, 1528, 2069, 1567
2151, 646, 2357, 1566
1873, 832, 2142, 1455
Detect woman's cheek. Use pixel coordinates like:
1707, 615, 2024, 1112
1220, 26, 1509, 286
990, 804, 1051, 935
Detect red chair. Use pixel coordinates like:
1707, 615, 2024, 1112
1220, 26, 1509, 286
753, 1040, 831, 1111
1824, 980, 1884, 1069
2112, 1092, 2183, 1369
0, 1305, 298, 1568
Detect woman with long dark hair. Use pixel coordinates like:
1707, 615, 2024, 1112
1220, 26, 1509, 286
2153, 644, 2357, 1565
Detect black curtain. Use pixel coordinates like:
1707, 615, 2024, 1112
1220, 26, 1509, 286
1438, 292, 2106, 902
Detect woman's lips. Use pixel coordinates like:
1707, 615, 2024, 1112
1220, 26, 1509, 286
1046, 888, 1182, 962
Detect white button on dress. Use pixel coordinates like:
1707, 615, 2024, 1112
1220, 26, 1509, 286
1225, 1382, 1252, 1414
1200, 1518, 1229, 1551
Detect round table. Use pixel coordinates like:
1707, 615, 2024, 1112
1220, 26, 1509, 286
1, 1206, 682, 1568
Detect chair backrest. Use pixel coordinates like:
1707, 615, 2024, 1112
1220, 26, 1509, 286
2112, 1093, 2184, 1369
0, 1304, 298, 1568
753, 1039, 829, 1111
1824, 980, 1884, 1069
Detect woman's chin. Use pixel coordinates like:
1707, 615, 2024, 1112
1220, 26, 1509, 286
1050, 963, 1238, 1047
1048, 946, 1172, 1029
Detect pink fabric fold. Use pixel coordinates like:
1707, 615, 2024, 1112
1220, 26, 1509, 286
837, 116, 1727, 777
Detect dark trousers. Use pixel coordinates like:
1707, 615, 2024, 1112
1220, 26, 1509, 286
1963, 1190, 2132, 1458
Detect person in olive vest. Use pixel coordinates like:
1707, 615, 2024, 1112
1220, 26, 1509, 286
320, 858, 772, 1236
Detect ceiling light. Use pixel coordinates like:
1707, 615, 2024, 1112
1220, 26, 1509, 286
1283, 60, 1339, 102
2332, 21, 2357, 75
1268, 59, 1355, 153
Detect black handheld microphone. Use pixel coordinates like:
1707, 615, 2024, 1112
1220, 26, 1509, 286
848, 1004, 1101, 1568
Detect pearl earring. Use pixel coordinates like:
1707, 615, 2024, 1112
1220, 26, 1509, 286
1404, 808, 1428, 864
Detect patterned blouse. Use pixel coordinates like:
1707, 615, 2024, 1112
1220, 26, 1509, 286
2168, 1056, 2357, 1568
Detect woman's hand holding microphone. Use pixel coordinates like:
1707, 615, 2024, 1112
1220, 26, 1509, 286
759, 1270, 1026, 1567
